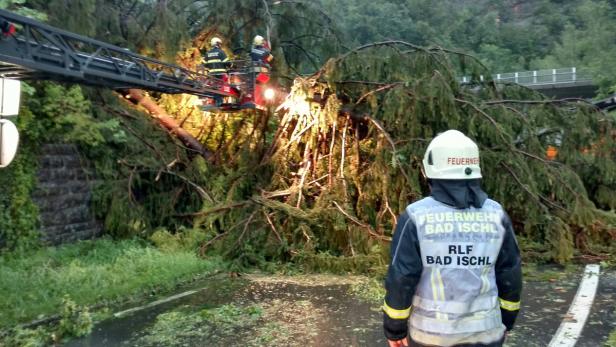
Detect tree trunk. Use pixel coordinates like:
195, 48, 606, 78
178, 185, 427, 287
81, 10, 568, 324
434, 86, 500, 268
120, 89, 213, 161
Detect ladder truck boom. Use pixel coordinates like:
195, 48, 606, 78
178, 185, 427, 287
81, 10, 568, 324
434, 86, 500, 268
0, 9, 279, 168
0, 9, 232, 98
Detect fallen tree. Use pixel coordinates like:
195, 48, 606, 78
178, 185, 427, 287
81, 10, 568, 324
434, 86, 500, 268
120, 89, 213, 161
178, 41, 615, 266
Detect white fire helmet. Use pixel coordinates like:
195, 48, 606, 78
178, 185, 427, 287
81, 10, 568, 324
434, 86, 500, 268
253, 35, 265, 46
422, 130, 482, 179
211, 37, 222, 46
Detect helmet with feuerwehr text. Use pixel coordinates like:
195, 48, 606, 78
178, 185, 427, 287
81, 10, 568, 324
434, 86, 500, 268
422, 130, 482, 179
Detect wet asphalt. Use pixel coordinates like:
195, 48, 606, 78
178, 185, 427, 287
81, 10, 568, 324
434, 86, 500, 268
66, 266, 615, 347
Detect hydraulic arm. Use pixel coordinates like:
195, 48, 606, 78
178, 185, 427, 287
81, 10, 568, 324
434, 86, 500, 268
0, 9, 232, 98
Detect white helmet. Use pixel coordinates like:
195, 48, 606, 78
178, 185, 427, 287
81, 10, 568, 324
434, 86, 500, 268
253, 35, 265, 46
211, 37, 222, 46
422, 130, 482, 179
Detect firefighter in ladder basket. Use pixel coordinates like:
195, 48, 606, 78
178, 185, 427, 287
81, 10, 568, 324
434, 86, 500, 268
203, 37, 231, 106
249, 35, 274, 109
250, 35, 274, 69
204, 37, 230, 78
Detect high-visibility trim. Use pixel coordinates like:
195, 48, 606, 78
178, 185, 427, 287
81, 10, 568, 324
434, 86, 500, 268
430, 269, 445, 321
410, 325, 506, 347
412, 295, 497, 314
383, 301, 411, 319
435, 268, 448, 321
480, 267, 490, 294
499, 298, 520, 311
430, 269, 439, 305
436, 268, 446, 301
411, 308, 502, 334
208, 69, 227, 73
222, 57, 230, 62
206, 59, 222, 63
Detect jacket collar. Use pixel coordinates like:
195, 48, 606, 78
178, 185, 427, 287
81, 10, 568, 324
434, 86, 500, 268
429, 179, 488, 209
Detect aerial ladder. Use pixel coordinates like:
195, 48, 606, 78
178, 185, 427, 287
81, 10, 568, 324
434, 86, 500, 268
0, 9, 277, 167
0, 9, 274, 110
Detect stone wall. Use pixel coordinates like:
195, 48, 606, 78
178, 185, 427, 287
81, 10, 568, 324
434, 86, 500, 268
32, 144, 102, 245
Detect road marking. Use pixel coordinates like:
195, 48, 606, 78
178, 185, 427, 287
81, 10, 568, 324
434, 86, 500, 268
113, 289, 199, 318
547, 264, 600, 347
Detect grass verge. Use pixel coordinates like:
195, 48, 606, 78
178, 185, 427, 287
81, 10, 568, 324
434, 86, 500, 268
0, 237, 225, 330
606, 327, 616, 347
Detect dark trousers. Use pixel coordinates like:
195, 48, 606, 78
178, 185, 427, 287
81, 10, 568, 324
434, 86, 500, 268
409, 335, 505, 347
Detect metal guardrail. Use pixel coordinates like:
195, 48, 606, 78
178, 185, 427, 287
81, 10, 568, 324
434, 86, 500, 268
461, 67, 593, 86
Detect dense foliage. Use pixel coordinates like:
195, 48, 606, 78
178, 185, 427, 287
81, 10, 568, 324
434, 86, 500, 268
0, 0, 614, 267
188, 44, 615, 265
322, 0, 616, 95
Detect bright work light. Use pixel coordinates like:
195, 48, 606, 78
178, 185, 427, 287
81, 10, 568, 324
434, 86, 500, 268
264, 88, 276, 101
0, 78, 21, 116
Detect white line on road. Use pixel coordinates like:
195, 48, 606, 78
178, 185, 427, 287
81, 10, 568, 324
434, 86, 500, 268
547, 264, 601, 347
113, 289, 199, 318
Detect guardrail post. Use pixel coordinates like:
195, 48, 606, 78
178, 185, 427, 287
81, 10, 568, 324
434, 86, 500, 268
514, 72, 518, 83
480, 75, 484, 82
496, 73, 501, 82
552, 69, 556, 83
533, 70, 537, 84
572, 67, 576, 82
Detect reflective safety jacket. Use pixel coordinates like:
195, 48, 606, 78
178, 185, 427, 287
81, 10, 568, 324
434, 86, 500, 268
250, 45, 273, 66
383, 179, 522, 347
204, 47, 229, 74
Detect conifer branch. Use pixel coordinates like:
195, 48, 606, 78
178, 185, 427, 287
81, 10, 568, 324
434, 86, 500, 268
332, 201, 391, 242
179, 201, 252, 217
339, 116, 349, 179
500, 162, 568, 213
355, 83, 402, 105
484, 98, 595, 107
455, 98, 511, 145
366, 116, 411, 185
157, 170, 215, 203
296, 159, 311, 208
232, 211, 257, 250
328, 121, 336, 186
263, 211, 283, 243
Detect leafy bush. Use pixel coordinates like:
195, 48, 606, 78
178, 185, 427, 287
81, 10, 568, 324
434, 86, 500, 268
58, 296, 92, 338
2, 327, 50, 347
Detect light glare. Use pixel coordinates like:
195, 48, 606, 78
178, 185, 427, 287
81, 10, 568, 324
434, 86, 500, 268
264, 88, 276, 100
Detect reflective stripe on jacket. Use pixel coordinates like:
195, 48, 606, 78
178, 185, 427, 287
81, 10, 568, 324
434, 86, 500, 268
250, 45, 273, 65
205, 47, 229, 73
